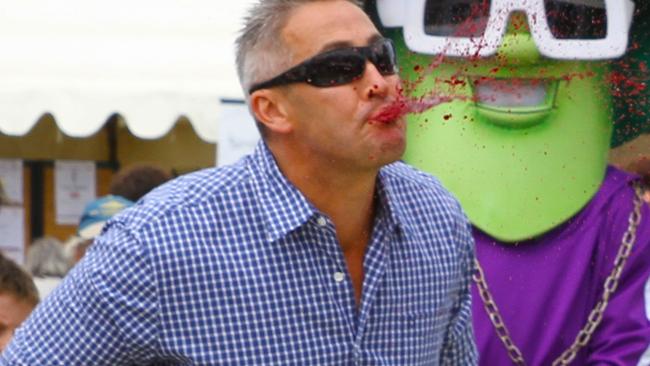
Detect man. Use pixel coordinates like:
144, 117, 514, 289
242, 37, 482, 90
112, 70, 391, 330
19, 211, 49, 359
0, 254, 38, 352
368, 0, 650, 364
0, 0, 477, 364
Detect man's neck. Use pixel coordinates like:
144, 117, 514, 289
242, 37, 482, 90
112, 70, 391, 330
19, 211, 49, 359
267, 139, 382, 305
268, 141, 379, 252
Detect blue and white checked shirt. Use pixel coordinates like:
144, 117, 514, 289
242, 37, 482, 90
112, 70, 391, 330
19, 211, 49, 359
1, 142, 477, 365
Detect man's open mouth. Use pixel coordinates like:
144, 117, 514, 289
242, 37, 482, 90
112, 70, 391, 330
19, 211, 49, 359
470, 78, 558, 128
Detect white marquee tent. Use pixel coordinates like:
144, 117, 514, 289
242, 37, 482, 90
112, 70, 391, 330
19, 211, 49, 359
0, 0, 258, 144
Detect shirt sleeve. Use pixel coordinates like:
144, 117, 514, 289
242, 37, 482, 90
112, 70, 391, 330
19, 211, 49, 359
0, 223, 159, 365
586, 189, 650, 365
440, 215, 479, 365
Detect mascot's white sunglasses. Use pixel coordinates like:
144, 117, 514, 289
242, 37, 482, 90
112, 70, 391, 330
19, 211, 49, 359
376, 0, 635, 59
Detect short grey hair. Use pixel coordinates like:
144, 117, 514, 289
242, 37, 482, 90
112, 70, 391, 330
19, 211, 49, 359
235, 0, 363, 96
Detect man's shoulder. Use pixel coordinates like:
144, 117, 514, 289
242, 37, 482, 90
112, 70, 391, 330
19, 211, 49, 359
116, 159, 255, 231
160, 161, 251, 199
381, 162, 471, 251
381, 161, 451, 196
380, 161, 464, 213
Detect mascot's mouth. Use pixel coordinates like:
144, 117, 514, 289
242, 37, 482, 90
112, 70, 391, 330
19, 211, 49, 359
470, 78, 558, 128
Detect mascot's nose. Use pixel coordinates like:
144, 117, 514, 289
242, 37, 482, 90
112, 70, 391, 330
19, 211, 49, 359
494, 12, 543, 65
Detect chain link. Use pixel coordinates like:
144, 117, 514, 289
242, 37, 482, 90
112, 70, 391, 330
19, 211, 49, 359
473, 260, 527, 365
473, 182, 644, 366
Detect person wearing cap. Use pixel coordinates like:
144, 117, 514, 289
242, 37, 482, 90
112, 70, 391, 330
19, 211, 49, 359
67, 195, 133, 264
65, 164, 169, 264
369, 0, 650, 364
52, 167, 162, 298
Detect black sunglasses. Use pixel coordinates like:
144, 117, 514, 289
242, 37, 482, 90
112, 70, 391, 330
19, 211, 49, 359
248, 38, 398, 94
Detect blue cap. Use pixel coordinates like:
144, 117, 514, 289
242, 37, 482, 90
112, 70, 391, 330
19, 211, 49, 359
77, 195, 133, 239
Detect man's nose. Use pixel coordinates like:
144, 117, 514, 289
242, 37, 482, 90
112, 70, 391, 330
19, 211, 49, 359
361, 61, 390, 99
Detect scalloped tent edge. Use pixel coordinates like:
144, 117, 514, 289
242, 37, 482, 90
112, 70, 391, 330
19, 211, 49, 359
0, 0, 258, 145
0, 93, 221, 144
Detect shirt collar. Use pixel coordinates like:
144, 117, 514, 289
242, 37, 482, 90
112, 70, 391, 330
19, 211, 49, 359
249, 142, 410, 242
249, 141, 316, 243
375, 167, 413, 235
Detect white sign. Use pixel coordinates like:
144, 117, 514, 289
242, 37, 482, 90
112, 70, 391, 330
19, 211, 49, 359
0, 159, 23, 204
217, 101, 261, 166
0, 207, 26, 264
55, 161, 96, 225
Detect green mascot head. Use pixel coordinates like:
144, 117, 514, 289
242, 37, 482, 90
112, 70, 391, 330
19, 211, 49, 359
366, 0, 650, 242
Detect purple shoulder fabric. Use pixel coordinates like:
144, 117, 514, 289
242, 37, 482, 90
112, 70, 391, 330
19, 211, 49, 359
472, 166, 650, 365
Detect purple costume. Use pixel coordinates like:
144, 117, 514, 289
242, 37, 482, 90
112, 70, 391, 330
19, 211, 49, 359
472, 167, 650, 365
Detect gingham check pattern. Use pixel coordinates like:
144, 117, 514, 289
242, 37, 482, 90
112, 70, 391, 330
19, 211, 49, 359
1, 142, 477, 365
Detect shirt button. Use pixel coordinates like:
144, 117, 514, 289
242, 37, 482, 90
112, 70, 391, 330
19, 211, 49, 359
333, 272, 345, 282
353, 344, 361, 361
316, 216, 327, 227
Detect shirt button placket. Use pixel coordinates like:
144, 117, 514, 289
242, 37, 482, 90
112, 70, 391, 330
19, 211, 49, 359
352, 343, 361, 364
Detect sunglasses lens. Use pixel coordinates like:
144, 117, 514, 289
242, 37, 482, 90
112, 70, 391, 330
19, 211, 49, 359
306, 51, 366, 86
371, 40, 398, 75
544, 0, 607, 39
424, 0, 490, 37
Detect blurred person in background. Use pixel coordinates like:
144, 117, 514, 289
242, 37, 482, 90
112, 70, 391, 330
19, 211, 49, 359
625, 155, 650, 203
25, 237, 70, 299
28, 165, 169, 297
0, 253, 38, 352
64, 195, 134, 265
63, 164, 170, 265
109, 163, 173, 202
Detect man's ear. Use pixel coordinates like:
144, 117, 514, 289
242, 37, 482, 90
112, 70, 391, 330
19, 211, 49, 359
250, 90, 293, 134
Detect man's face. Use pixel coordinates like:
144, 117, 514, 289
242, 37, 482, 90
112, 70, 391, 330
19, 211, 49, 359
0, 292, 35, 351
276, 0, 406, 171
